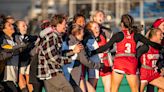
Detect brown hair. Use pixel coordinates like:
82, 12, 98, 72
71, 24, 83, 36
121, 14, 142, 34
50, 14, 66, 27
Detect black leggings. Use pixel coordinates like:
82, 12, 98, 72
3, 81, 18, 92
31, 80, 44, 92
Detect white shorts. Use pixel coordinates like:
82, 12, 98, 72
20, 65, 30, 75
88, 69, 99, 79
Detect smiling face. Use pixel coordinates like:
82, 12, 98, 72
75, 17, 86, 28
17, 21, 27, 35
90, 22, 100, 37
149, 28, 163, 44
3, 22, 15, 36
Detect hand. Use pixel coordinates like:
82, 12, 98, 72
73, 43, 84, 54
12, 43, 27, 50
23, 36, 29, 43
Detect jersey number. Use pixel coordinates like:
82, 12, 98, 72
125, 43, 131, 53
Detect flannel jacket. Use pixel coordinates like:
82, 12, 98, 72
37, 27, 73, 80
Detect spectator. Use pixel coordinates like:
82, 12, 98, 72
37, 14, 83, 92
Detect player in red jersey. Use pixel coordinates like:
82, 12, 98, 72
91, 14, 162, 92
137, 28, 164, 92
86, 21, 112, 92
146, 18, 164, 92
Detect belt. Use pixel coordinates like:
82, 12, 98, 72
141, 64, 154, 70
115, 53, 135, 57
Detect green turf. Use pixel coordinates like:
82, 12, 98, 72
96, 76, 158, 92
42, 75, 158, 92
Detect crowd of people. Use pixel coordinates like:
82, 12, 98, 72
0, 10, 164, 92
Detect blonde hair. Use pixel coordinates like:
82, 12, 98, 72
146, 28, 161, 39
90, 10, 105, 21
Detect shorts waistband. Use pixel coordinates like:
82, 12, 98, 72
115, 53, 135, 57
141, 64, 154, 70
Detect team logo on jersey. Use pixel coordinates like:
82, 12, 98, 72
147, 54, 159, 59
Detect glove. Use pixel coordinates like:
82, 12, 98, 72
22, 36, 29, 43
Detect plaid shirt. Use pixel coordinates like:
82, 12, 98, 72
37, 29, 72, 80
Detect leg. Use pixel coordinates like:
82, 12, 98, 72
25, 74, 33, 92
19, 74, 26, 90
80, 79, 87, 92
44, 73, 74, 92
140, 81, 148, 92
150, 77, 164, 90
88, 78, 98, 89
126, 74, 139, 92
101, 74, 112, 92
4, 81, 18, 92
0, 83, 4, 92
86, 80, 96, 92
32, 80, 44, 92
111, 71, 124, 92
158, 88, 164, 92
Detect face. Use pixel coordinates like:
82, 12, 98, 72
94, 12, 105, 24
155, 30, 163, 44
158, 22, 164, 33
75, 17, 85, 27
76, 29, 84, 41
57, 19, 67, 33
3, 22, 14, 35
91, 23, 100, 37
18, 21, 27, 35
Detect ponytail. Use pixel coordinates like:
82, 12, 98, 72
121, 14, 142, 34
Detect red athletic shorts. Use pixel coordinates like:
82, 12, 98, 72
140, 68, 160, 82
99, 59, 112, 76
113, 56, 138, 75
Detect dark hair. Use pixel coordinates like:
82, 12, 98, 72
73, 13, 85, 23
71, 24, 83, 36
41, 20, 50, 30
50, 14, 66, 27
121, 14, 141, 34
0, 15, 7, 30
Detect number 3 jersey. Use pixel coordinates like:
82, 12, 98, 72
116, 30, 136, 54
